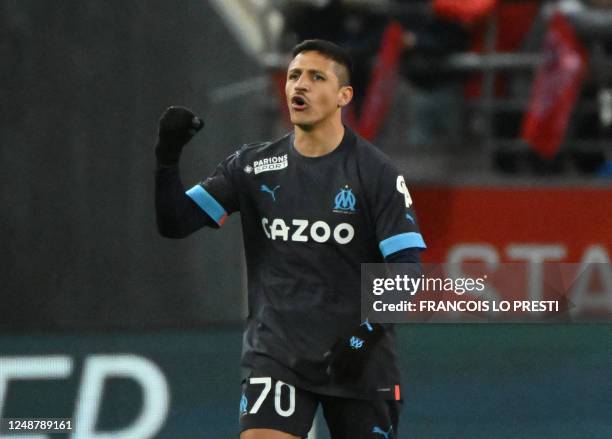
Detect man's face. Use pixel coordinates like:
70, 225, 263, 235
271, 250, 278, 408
285, 51, 352, 128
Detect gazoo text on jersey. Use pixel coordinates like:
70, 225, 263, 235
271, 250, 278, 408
261, 217, 355, 245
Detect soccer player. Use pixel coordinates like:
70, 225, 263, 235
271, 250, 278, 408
155, 39, 426, 439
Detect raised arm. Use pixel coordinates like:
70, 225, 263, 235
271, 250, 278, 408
154, 106, 217, 238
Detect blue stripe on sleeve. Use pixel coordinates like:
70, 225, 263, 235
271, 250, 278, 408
379, 232, 426, 257
185, 185, 228, 226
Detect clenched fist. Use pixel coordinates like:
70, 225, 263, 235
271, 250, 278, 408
155, 106, 204, 166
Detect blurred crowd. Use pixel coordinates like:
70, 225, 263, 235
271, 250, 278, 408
264, 0, 612, 177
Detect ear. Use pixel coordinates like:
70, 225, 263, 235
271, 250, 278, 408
337, 85, 353, 108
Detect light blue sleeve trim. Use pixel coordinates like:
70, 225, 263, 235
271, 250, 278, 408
379, 232, 426, 257
185, 185, 228, 226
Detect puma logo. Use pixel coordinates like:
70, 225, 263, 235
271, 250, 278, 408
260, 184, 280, 201
372, 425, 393, 439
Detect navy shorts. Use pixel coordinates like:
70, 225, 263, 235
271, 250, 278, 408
239, 375, 402, 438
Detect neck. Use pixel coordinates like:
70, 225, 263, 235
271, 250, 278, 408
293, 117, 345, 157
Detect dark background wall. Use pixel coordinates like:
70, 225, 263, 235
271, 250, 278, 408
1, 0, 270, 329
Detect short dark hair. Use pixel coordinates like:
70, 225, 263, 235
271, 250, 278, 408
291, 39, 352, 86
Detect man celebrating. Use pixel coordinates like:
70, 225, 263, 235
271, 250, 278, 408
155, 40, 425, 438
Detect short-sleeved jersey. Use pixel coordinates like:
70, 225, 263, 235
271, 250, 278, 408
186, 126, 425, 399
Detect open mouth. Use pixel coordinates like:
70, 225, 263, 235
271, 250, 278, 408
291, 95, 307, 110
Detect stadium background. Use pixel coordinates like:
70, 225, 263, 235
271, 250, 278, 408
2, 1, 611, 438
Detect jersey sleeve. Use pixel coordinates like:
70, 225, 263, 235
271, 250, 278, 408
371, 163, 426, 258
185, 150, 241, 227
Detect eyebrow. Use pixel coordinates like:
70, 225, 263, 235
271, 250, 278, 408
288, 68, 326, 76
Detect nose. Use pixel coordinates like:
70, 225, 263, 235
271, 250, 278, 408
294, 76, 309, 92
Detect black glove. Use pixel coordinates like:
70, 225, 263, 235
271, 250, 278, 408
325, 320, 385, 383
155, 106, 204, 166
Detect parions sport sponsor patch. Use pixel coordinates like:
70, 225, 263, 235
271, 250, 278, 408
252, 154, 288, 174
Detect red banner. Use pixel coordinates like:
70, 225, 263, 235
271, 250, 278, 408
520, 13, 589, 159
350, 21, 404, 141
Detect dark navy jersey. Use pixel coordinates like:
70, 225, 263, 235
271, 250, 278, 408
185, 126, 426, 399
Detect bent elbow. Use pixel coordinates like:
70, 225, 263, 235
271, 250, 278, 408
156, 219, 191, 239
